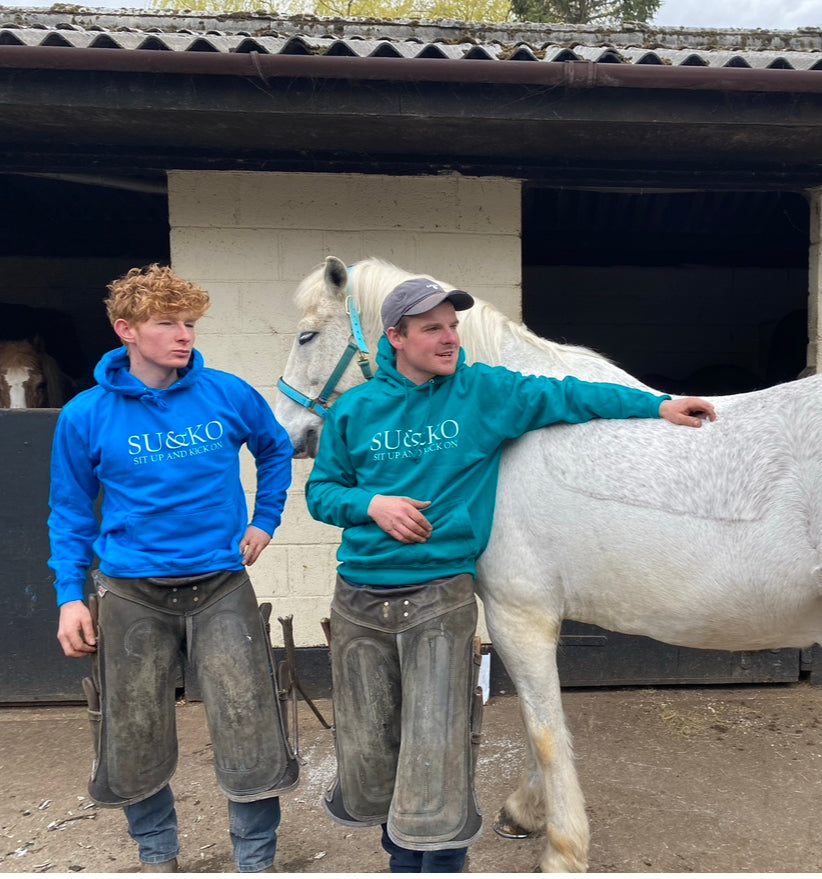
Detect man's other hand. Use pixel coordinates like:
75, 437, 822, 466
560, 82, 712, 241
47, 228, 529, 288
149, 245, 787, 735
368, 495, 433, 543
57, 600, 97, 658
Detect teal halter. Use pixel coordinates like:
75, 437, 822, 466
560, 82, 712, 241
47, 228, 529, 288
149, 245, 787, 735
277, 273, 374, 419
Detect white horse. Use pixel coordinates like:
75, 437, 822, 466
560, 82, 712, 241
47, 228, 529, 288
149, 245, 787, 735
275, 255, 822, 872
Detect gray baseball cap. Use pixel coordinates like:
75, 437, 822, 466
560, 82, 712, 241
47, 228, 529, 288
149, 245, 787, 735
381, 277, 474, 332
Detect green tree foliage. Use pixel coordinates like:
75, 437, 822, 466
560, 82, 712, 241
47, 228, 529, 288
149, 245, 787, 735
313, 0, 512, 17
152, 0, 513, 21
509, 0, 660, 24
152, 0, 656, 23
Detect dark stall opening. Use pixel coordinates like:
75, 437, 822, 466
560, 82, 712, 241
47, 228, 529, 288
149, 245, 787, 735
1, 172, 170, 401
522, 188, 810, 396
0, 172, 169, 702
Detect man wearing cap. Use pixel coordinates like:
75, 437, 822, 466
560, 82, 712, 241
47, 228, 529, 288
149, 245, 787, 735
305, 276, 715, 872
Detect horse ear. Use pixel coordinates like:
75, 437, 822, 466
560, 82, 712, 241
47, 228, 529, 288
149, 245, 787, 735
323, 256, 348, 303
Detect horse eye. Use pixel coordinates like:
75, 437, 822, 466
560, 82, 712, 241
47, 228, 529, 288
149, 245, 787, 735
298, 331, 318, 346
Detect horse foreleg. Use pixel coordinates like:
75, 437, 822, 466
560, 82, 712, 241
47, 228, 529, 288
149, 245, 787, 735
487, 606, 589, 872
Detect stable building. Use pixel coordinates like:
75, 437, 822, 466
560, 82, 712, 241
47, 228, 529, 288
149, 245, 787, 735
1, 6, 821, 699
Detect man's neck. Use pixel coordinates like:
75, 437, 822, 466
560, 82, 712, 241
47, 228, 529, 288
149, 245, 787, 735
128, 361, 179, 390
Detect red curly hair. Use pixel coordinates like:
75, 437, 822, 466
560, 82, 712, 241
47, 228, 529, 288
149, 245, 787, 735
105, 264, 210, 326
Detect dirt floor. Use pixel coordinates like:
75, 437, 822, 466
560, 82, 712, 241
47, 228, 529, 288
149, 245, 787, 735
2, 682, 822, 874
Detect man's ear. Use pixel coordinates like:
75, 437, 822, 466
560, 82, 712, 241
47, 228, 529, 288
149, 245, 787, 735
113, 318, 135, 345
385, 326, 403, 349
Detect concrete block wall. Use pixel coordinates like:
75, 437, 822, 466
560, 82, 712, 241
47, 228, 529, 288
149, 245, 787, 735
167, 170, 522, 646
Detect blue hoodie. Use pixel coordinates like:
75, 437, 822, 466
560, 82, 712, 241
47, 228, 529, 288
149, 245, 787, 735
305, 335, 669, 587
48, 347, 293, 606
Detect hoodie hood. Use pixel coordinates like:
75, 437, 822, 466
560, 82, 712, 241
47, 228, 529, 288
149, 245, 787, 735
94, 347, 204, 405
374, 334, 466, 389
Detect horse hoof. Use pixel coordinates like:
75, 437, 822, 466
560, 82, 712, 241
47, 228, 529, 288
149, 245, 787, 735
493, 812, 535, 839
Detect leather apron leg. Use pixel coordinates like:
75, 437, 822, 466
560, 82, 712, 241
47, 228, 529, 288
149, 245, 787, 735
388, 595, 482, 851
326, 574, 482, 850
325, 609, 402, 825
190, 577, 299, 802
89, 586, 181, 807
89, 569, 298, 807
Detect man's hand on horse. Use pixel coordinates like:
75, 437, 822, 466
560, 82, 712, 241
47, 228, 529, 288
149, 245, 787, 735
368, 494, 433, 543
57, 600, 97, 658
659, 396, 717, 427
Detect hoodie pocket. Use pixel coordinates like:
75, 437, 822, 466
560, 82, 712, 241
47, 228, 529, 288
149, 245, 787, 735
419, 498, 480, 562
125, 502, 238, 558
343, 498, 480, 570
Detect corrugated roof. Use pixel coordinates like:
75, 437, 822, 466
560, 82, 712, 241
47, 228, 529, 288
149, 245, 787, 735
2, 7, 822, 70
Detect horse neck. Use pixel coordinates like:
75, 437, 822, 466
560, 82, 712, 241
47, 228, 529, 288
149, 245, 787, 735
352, 260, 416, 343
348, 261, 655, 392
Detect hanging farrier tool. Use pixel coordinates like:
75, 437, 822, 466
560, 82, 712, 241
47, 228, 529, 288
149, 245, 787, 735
278, 613, 331, 731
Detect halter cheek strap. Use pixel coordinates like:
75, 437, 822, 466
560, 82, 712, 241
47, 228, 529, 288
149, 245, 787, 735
277, 272, 374, 419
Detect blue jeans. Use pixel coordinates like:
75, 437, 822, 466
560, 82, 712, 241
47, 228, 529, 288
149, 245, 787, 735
125, 785, 281, 872
380, 825, 467, 873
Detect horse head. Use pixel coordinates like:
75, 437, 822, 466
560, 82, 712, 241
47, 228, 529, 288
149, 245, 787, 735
275, 257, 360, 457
0, 338, 72, 409
275, 256, 411, 457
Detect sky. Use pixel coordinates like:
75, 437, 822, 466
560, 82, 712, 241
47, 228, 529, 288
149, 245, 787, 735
3, 0, 822, 30
654, 0, 822, 29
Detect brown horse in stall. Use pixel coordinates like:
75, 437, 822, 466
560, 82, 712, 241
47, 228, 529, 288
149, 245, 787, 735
0, 338, 71, 408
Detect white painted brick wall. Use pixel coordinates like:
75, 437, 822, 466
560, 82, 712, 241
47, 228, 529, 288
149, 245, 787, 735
168, 170, 522, 646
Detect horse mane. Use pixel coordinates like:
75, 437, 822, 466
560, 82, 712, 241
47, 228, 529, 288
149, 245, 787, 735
295, 256, 614, 374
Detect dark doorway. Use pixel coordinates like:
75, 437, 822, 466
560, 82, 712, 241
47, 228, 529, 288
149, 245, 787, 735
1, 172, 170, 393
0, 172, 169, 702
522, 188, 809, 396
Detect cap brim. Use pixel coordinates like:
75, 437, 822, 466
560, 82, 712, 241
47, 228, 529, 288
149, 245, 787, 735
446, 290, 474, 311
404, 289, 474, 316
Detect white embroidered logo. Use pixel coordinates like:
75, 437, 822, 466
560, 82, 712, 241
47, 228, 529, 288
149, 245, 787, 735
370, 419, 459, 460
128, 421, 225, 464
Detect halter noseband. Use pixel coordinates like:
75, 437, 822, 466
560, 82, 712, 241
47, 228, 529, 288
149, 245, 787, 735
277, 275, 374, 419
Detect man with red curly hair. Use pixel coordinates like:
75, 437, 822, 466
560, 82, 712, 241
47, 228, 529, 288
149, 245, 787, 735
48, 265, 297, 873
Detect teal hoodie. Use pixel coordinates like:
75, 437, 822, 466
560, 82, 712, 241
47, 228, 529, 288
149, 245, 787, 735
305, 335, 669, 587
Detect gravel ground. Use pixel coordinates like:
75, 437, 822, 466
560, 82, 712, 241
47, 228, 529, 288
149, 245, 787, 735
2, 682, 822, 873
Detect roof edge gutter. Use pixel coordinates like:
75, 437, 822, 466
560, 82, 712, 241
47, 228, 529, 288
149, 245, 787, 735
2, 45, 822, 94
